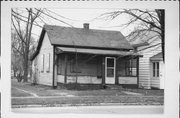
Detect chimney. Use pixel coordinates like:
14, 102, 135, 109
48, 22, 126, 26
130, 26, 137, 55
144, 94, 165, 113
83, 23, 89, 30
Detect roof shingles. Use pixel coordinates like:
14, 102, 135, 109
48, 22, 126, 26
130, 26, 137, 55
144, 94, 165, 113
44, 25, 133, 50
30, 25, 134, 61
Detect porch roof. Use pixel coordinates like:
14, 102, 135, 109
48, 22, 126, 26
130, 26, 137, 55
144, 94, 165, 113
56, 47, 140, 56
150, 52, 163, 61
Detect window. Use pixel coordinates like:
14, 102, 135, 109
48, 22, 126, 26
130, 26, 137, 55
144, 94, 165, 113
57, 56, 62, 75
46, 53, 50, 72
125, 59, 137, 76
41, 54, 45, 72
106, 58, 115, 77
70, 59, 81, 73
152, 62, 159, 77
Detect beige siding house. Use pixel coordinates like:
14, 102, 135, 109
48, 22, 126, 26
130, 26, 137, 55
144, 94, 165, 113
32, 33, 54, 86
31, 24, 141, 88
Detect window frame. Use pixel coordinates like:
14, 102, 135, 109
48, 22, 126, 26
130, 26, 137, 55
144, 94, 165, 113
152, 62, 160, 78
46, 53, 50, 73
41, 54, 45, 73
57, 56, 62, 75
125, 59, 137, 77
70, 59, 81, 73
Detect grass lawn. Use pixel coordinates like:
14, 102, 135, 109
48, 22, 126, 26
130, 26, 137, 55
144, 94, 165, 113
12, 79, 163, 97
11, 88, 32, 97
12, 96, 164, 107
11, 79, 164, 107
121, 88, 164, 96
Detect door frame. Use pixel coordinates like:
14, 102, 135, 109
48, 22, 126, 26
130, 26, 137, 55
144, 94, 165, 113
105, 57, 116, 84
150, 61, 164, 89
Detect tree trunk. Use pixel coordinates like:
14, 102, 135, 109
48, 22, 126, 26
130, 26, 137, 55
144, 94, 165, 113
13, 68, 17, 78
161, 10, 165, 62
23, 50, 29, 82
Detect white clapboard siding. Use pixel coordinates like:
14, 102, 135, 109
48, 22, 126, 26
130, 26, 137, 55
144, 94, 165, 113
138, 39, 161, 89
151, 79, 160, 88
34, 32, 54, 86
118, 77, 137, 84
57, 75, 102, 84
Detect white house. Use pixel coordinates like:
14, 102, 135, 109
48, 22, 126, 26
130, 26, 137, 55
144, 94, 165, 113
30, 24, 141, 88
130, 32, 165, 89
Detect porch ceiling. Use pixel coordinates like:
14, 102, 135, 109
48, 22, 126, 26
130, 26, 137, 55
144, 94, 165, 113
56, 47, 140, 56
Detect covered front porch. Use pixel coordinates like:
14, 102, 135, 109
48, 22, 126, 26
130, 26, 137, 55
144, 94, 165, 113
52, 46, 141, 88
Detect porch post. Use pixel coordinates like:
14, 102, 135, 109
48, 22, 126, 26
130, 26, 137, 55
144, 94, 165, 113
102, 56, 105, 85
115, 58, 119, 85
53, 46, 57, 89
136, 56, 139, 88
64, 54, 68, 84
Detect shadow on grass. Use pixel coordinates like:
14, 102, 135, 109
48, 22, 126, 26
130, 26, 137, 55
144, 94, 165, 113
58, 83, 105, 90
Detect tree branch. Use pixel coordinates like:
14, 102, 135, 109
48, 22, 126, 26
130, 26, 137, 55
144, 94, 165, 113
123, 9, 161, 31
34, 8, 74, 27
138, 43, 161, 52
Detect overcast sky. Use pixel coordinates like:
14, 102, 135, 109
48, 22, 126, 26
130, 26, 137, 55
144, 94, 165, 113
26, 8, 135, 41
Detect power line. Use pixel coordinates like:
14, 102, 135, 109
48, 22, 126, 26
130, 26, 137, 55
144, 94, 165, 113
45, 8, 97, 23
28, 9, 47, 25
45, 9, 81, 22
35, 8, 74, 27
31, 33, 40, 38
12, 12, 43, 28
37, 16, 47, 24
43, 9, 55, 25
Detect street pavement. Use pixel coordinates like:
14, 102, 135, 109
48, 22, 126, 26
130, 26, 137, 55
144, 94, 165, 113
12, 105, 164, 114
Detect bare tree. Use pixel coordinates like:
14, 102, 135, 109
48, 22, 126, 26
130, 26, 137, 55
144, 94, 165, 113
99, 9, 165, 61
11, 30, 23, 80
11, 8, 43, 82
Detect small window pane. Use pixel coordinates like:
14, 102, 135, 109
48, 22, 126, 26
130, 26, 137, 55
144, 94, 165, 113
107, 68, 114, 77
125, 59, 137, 76
46, 53, 50, 72
153, 62, 155, 77
70, 59, 81, 73
157, 62, 159, 77
107, 58, 114, 67
57, 56, 61, 74
41, 54, 44, 72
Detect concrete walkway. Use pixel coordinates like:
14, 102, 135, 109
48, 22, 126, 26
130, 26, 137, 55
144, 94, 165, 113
12, 87, 39, 97
12, 95, 163, 99
12, 105, 164, 114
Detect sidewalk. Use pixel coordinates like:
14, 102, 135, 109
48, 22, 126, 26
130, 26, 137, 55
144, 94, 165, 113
12, 105, 164, 114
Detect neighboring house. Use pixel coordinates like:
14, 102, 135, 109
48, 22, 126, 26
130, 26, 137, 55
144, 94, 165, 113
130, 32, 165, 89
30, 24, 141, 88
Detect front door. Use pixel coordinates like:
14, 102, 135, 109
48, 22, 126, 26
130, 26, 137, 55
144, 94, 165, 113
159, 62, 165, 89
105, 57, 116, 84
151, 61, 164, 89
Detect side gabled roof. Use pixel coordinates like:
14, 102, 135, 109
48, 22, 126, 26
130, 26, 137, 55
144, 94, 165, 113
31, 25, 133, 61
45, 25, 133, 50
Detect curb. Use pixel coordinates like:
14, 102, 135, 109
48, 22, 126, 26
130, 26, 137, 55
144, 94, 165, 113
12, 102, 163, 108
